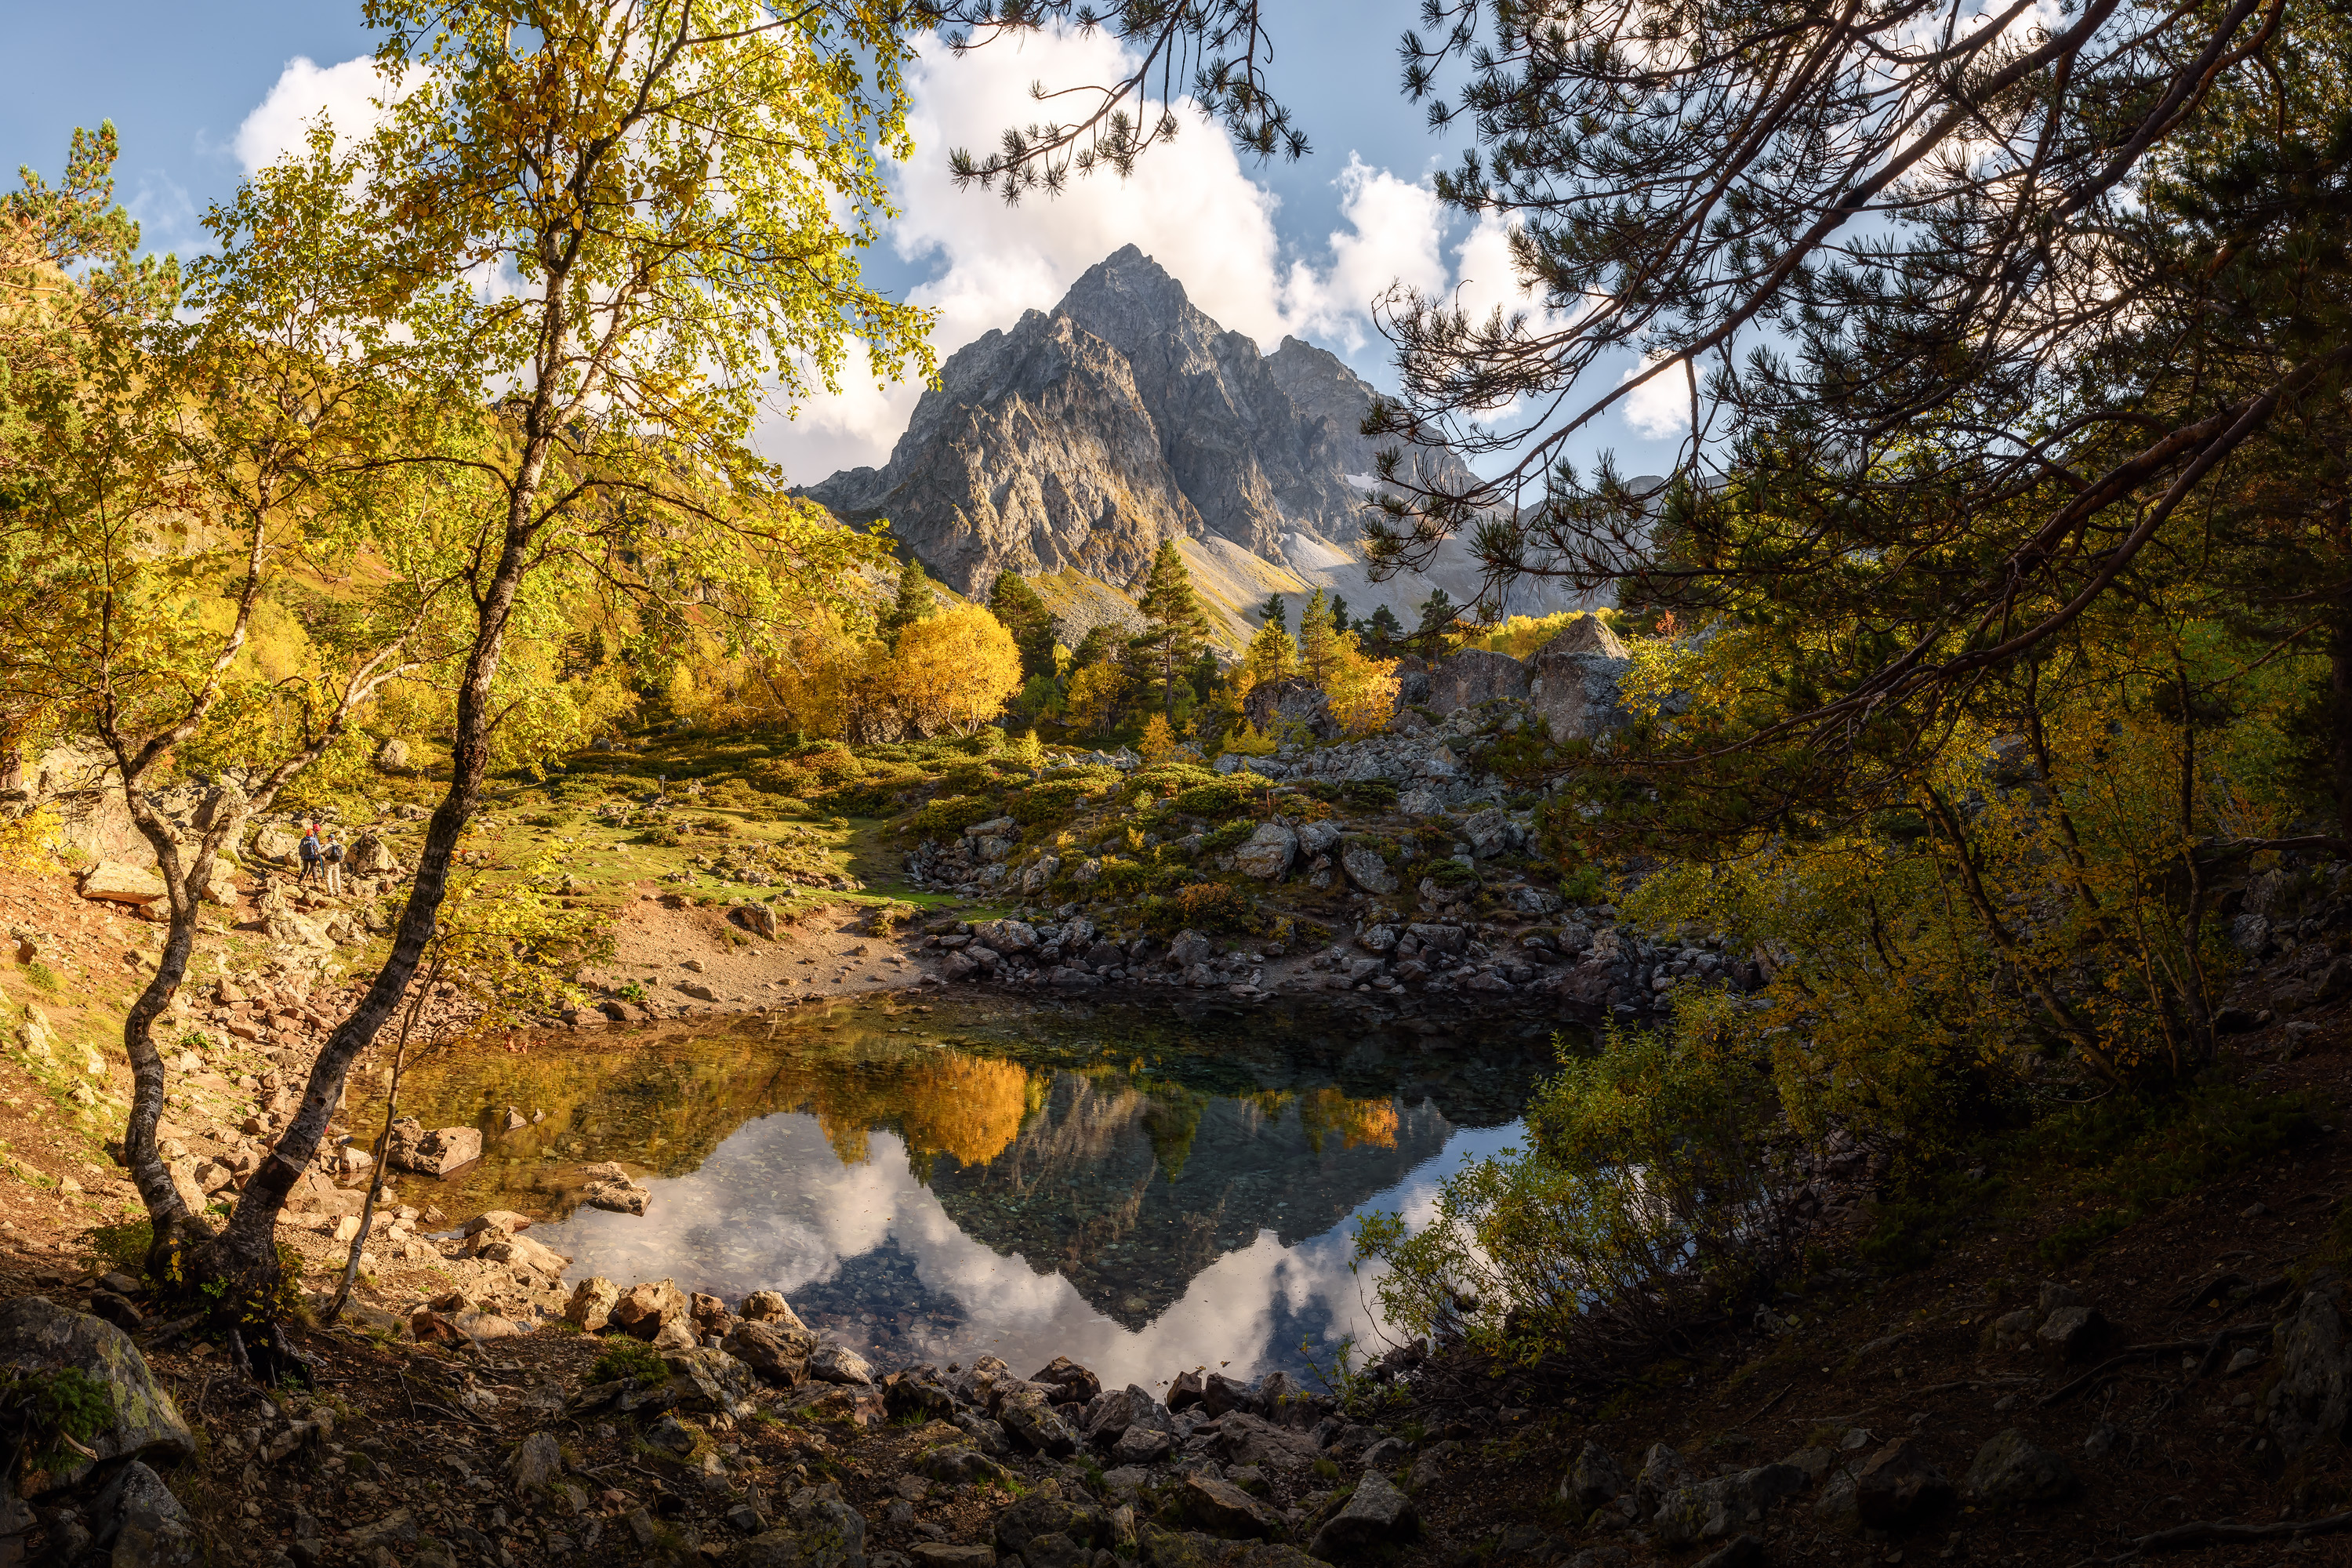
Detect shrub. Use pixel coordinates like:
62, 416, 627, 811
909, 795, 1000, 839
1200, 821, 1254, 854
1008, 775, 1106, 827
587, 1338, 670, 1385
1356, 1012, 1798, 1363
1141, 880, 1253, 935
1174, 779, 1258, 821
1, 1368, 116, 1474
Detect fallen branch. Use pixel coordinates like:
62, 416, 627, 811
2038, 1326, 2267, 1407
2104, 1508, 2352, 1558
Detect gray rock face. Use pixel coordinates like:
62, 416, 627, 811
1243, 677, 1337, 741
1428, 649, 1532, 712
807, 247, 1490, 600
1528, 648, 1633, 742
2263, 1292, 2352, 1456
0, 1298, 194, 1494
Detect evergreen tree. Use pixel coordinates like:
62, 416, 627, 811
1367, 604, 1405, 650
1416, 589, 1457, 637
1241, 619, 1298, 690
1069, 623, 1118, 670
1130, 539, 1212, 718
986, 569, 1058, 680
1259, 593, 1287, 633
880, 557, 935, 645
1328, 594, 1350, 634
1301, 586, 1338, 688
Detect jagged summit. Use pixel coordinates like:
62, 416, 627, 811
804, 248, 1597, 640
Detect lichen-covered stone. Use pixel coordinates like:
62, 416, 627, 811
0, 1298, 192, 1494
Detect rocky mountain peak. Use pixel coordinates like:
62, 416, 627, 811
804, 248, 1598, 633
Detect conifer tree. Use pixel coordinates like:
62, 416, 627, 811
1301, 586, 1339, 688
1130, 539, 1211, 718
1259, 593, 1287, 633
986, 569, 1058, 679
881, 558, 935, 645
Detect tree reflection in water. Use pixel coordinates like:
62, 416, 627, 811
350, 996, 1554, 1380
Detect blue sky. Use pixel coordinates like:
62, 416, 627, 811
4, 1, 1683, 485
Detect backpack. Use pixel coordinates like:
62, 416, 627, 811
300, 837, 320, 862
326, 843, 345, 863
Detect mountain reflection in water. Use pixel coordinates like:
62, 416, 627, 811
350, 995, 1553, 1385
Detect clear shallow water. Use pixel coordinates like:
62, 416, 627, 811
350, 996, 1555, 1388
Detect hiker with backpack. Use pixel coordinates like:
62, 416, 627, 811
323, 831, 347, 895
298, 822, 323, 886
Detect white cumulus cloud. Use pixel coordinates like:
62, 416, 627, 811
233, 55, 402, 173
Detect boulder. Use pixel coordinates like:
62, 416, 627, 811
1561, 1441, 1630, 1512
89, 1458, 198, 1568
81, 861, 167, 906
1963, 1429, 2077, 1508
252, 826, 300, 865
1653, 1465, 1806, 1547
1527, 644, 1632, 742
509, 1430, 565, 1495
996, 1381, 1080, 1455
918, 1445, 1012, 1489
975, 919, 1038, 953
1634, 1443, 1693, 1518
1178, 1474, 1280, 1539
1853, 1439, 1955, 1531
1087, 1385, 1174, 1449
1232, 822, 1299, 881
1199, 1372, 1254, 1416
1218, 1412, 1319, 1472
0, 1298, 194, 1494
610, 1278, 689, 1340
723, 1319, 815, 1385
1339, 844, 1398, 895
1030, 1355, 1101, 1403
1548, 614, 1628, 659
390, 1126, 481, 1177
1426, 649, 1530, 713
373, 736, 412, 773
564, 1277, 622, 1333
583, 1176, 649, 1215
462, 1210, 534, 1237
1242, 677, 1338, 742
2263, 1291, 2352, 1457
2036, 1305, 2107, 1358
993, 1494, 1105, 1559
808, 1343, 874, 1385
739, 1290, 801, 1323
664, 1346, 759, 1418
348, 832, 401, 876
1309, 1470, 1417, 1559
884, 1368, 957, 1423
737, 1496, 866, 1568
